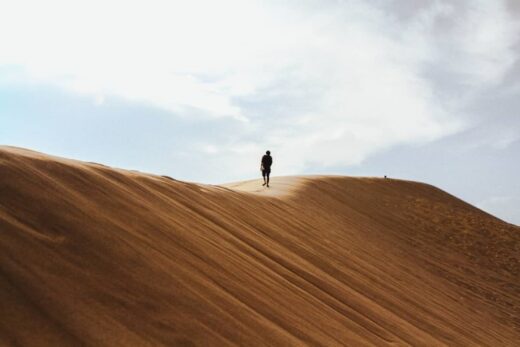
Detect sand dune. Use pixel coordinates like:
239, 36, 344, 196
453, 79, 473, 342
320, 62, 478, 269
0, 146, 519, 346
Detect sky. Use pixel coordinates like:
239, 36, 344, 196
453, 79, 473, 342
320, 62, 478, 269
0, 0, 519, 225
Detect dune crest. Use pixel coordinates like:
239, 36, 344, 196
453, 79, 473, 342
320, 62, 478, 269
0, 146, 519, 346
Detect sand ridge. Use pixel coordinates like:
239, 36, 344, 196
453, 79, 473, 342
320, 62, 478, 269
0, 146, 519, 346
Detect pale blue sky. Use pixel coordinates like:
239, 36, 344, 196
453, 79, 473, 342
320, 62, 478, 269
1, 0, 519, 224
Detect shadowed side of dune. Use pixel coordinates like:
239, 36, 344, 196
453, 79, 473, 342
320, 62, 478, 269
0, 146, 519, 346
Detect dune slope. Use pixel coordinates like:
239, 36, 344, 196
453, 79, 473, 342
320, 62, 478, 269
0, 146, 519, 346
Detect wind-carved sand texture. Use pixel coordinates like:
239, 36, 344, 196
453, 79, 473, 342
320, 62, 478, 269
0, 146, 519, 346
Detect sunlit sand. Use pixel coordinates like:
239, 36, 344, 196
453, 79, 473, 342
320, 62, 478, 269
1, 146, 518, 345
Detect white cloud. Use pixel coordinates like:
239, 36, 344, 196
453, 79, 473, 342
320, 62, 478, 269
0, 0, 518, 176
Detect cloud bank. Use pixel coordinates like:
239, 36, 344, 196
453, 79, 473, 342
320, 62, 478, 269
0, 0, 519, 178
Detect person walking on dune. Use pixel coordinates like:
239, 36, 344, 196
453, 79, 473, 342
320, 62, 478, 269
261, 150, 273, 187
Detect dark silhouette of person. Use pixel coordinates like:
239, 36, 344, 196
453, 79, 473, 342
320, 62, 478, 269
261, 150, 272, 187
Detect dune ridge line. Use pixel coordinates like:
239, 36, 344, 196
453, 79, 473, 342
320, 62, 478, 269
0, 146, 519, 346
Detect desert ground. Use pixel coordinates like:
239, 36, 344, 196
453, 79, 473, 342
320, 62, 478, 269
0, 146, 519, 346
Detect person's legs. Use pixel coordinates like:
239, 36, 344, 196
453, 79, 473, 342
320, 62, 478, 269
262, 170, 266, 186
266, 171, 270, 187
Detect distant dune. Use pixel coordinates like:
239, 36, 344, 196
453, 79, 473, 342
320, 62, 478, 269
0, 146, 519, 346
